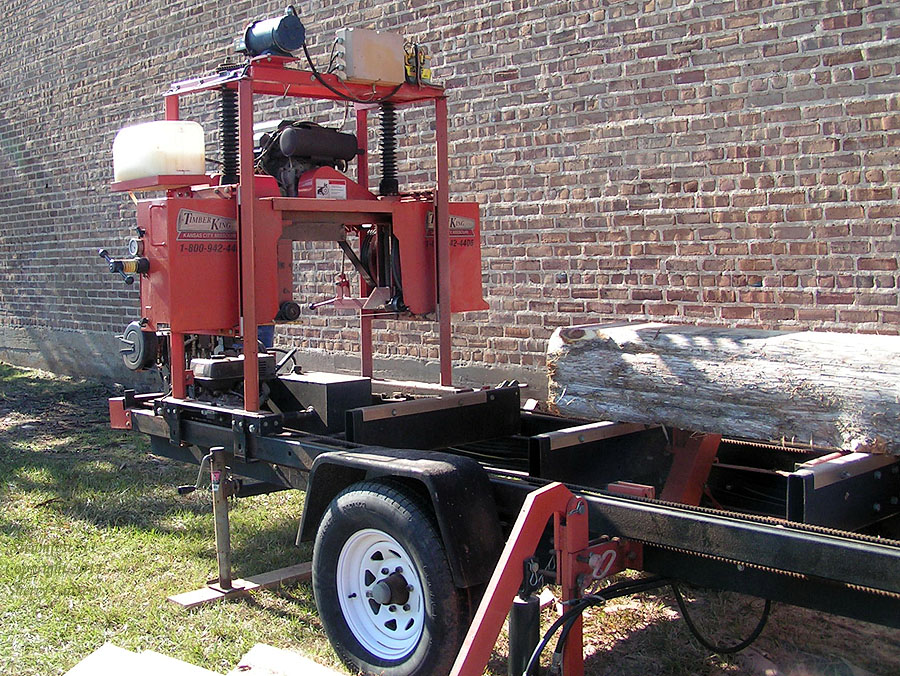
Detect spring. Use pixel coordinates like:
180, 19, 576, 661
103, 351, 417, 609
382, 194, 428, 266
220, 87, 238, 185
379, 102, 398, 195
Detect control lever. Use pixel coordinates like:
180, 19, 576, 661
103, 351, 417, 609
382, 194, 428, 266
98, 248, 134, 285
98, 249, 150, 285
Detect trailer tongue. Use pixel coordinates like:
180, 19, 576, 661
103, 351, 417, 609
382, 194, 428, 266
104, 8, 900, 676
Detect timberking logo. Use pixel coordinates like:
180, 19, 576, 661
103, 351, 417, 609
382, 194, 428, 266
176, 209, 237, 240
425, 211, 476, 236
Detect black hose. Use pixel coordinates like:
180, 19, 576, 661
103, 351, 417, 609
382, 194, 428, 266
522, 576, 669, 675
671, 583, 771, 654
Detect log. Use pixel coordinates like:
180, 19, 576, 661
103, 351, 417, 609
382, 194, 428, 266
547, 322, 900, 455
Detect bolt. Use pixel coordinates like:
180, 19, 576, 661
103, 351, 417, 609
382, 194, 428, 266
874, 471, 882, 480
736, 564, 745, 572
389, 605, 397, 612
391, 409, 397, 416
395, 566, 403, 574
892, 466, 899, 475
407, 584, 414, 592
891, 497, 898, 506
249, 424, 258, 434
381, 568, 389, 575
874, 503, 882, 512
365, 590, 373, 598
403, 604, 410, 611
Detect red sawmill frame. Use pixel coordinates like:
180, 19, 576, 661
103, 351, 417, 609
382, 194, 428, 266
160, 56, 455, 411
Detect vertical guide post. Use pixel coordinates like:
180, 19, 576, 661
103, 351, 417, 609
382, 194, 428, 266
355, 104, 374, 378
434, 97, 452, 386
165, 94, 187, 399
237, 79, 260, 411
210, 447, 233, 590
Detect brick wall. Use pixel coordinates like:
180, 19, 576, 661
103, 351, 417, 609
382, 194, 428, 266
1, 0, 898, 383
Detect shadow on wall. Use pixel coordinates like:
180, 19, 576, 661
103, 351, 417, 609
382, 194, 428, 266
0, 324, 157, 390
0, 323, 548, 397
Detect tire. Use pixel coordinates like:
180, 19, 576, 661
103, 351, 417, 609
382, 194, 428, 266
312, 480, 471, 676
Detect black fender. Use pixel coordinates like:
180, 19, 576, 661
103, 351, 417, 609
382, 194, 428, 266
297, 447, 504, 589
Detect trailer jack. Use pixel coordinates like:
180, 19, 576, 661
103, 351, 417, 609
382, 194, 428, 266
167, 446, 312, 609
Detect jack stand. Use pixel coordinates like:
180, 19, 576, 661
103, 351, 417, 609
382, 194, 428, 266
209, 446, 238, 593
168, 447, 313, 609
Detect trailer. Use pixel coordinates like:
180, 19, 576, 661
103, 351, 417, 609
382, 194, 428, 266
103, 10, 900, 676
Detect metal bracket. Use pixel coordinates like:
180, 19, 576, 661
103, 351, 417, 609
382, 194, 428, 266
519, 556, 543, 599
230, 411, 284, 462
157, 401, 183, 446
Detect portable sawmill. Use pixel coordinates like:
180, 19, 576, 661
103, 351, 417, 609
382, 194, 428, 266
102, 8, 900, 676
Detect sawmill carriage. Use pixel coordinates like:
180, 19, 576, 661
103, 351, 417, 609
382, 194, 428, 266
102, 9, 900, 676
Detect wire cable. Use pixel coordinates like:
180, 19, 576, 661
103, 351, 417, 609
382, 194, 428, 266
302, 42, 403, 104
671, 583, 771, 654
522, 576, 669, 675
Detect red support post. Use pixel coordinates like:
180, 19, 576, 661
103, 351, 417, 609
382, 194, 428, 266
165, 94, 179, 121
434, 97, 452, 386
355, 105, 374, 378
237, 79, 260, 412
556, 496, 589, 676
170, 332, 187, 399
450, 483, 576, 676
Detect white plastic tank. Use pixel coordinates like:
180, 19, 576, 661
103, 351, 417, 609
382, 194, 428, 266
113, 121, 206, 182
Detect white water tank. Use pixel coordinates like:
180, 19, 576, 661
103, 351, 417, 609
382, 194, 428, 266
113, 121, 205, 183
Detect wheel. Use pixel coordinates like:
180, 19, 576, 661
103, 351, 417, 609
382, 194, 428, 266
312, 480, 471, 676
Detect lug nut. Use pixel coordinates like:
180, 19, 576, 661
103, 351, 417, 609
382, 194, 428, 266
365, 591, 373, 598
389, 605, 397, 612
407, 584, 414, 592
395, 566, 403, 573
403, 604, 410, 611
381, 568, 389, 575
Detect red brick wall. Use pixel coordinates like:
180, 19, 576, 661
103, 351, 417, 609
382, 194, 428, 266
1, 0, 898, 380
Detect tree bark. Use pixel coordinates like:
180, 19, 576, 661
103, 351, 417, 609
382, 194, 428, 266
547, 322, 900, 455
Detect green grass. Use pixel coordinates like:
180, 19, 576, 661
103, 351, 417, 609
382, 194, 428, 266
0, 362, 897, 675
0, 363, 337, 675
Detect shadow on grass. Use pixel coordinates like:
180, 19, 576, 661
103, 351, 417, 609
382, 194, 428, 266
0, 436, 305, 562
0, 363, 114, 408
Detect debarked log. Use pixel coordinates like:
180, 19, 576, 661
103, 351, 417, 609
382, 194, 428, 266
547, 322, 900, 455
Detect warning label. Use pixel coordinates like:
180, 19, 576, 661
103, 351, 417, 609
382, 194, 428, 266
315, 178, 348, 200
176, 209, 237, 240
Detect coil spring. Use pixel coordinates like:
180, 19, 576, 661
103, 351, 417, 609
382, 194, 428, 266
220, 87, 238, 185
379, 102, 398, 195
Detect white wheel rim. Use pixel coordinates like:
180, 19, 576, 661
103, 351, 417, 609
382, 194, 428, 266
336, 528, 425, 660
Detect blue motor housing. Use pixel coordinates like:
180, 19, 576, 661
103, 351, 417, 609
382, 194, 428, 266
241, 6, 306, 57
